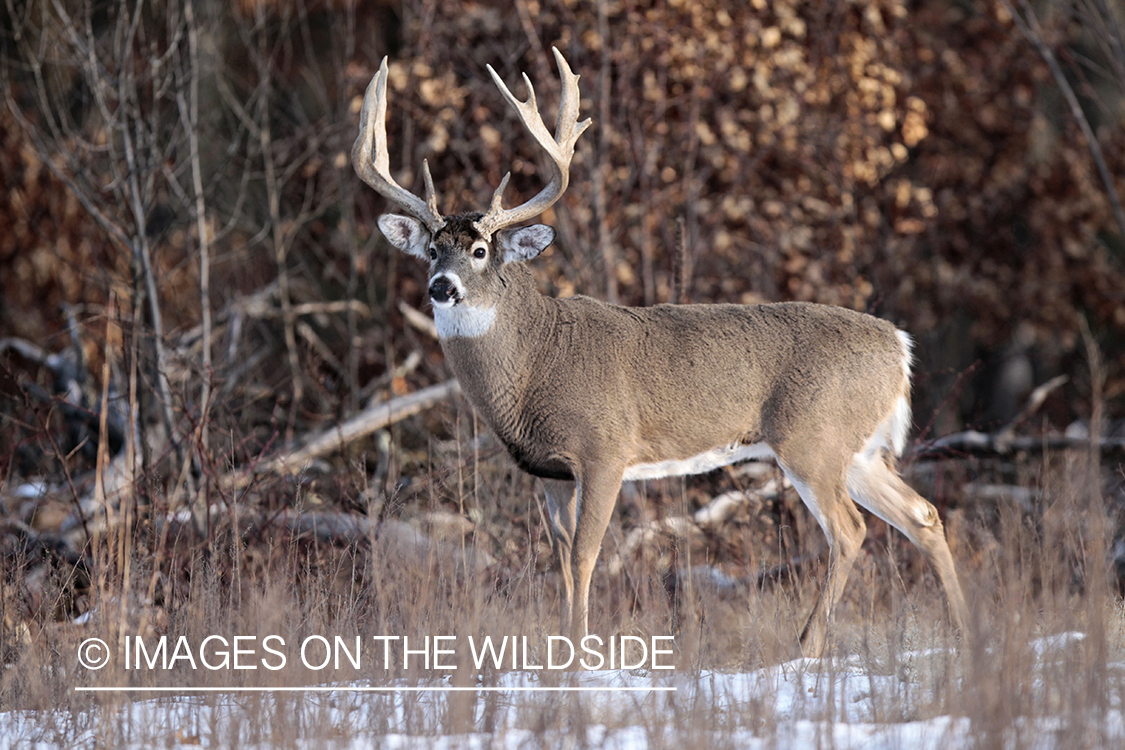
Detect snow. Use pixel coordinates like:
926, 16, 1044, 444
2, 633, 1122, 749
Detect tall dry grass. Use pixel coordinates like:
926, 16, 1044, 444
3, 391, 1124, 746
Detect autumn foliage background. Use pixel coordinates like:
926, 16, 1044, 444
3, 0, 1124, 438
1, 0, 1125, 708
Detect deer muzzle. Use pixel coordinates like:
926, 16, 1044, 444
428, 274, 461, 308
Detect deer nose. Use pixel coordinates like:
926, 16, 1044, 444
429, 275, 458, 305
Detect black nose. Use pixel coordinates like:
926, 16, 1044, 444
429, 276, 457, 304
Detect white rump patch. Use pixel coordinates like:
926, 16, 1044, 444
433, 303, 496, 339
896, 329, 914, 382
888, 394, 911, 456
623, 442, 775, 481
891, 329, 915, 457
849, 329, 914, 459
856, 393, 913, 462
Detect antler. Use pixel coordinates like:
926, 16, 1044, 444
352, 58, 445, 232
473, 47, 592, 240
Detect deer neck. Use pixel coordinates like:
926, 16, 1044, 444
436, 265, 556, 428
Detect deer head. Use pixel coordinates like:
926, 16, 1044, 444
353, 48, 590, 322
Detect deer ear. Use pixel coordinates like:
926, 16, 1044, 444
496, 225, 555, 264
378, 214, 430, 259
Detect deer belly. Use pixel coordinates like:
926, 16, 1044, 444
622, 442, 775, 481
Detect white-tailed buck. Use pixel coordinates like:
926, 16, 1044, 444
353, 49, 968, 655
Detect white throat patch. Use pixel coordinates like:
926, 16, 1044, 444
433, 304, 497, 339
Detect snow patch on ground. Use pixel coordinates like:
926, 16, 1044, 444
2, 632, 1122, 749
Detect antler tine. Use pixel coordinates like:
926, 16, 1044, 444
352, 58, 445, 232
474, 47, 592, 240
550, 47, 585, 146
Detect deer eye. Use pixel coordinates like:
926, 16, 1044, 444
429, 247, 437, 260
473, 245, 487, 260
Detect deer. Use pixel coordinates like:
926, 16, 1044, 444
352, 48, 969, 657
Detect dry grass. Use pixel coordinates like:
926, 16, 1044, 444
3, 402, 1124, 747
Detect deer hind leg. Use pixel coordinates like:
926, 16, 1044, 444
846, 453, 968, 634
777, 458, 868, 658
543, 479, 578, 635
569, 465, 625, 640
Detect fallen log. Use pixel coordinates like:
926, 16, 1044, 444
222, 379, 461, 490
913, 431, 1125, 459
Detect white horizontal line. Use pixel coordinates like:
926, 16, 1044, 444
75, 685, 676, 693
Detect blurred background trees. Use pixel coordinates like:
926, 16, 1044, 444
1, 0, 1123, 492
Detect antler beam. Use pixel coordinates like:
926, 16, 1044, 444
473, 47, 592, 240
352, 58, 445, 232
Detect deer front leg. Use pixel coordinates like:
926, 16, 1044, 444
543, 479, 578, 635
569, 464, 625, 640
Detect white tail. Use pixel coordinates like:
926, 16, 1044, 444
353, 50, 968, 656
